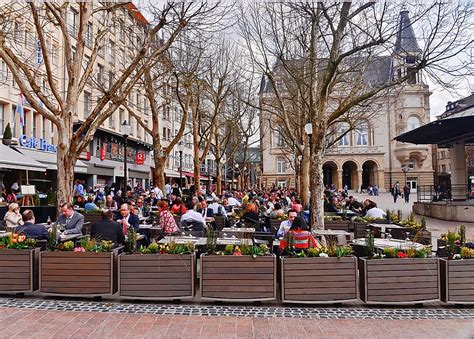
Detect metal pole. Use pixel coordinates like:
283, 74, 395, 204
179, 150, 183, 195
208, 163, 211, 193
123, 135, 128, 193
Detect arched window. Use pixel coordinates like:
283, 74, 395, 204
407, 116, 421, 132
338, 122, 350, 146
356, 122, 369, 146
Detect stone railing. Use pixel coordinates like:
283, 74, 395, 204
327, 145, 383, 155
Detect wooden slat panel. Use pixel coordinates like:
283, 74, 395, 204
448, 295, 474, 302
367, 264, 437, 271
283, 257, 354, 264
41, 257, 110, 264
368, 294, 439, 302
449, 283, 474, 290
120, 272, 191, 279
121, 278, 191, 285
0, 260, 29, 267
285, 287, 355, 295
369, 288, 438, 296
284, 263, 355, 270
121, 284, 191, 292
42, 252, 111, 259
0, 272, 30, 279
42, 275, 111, 282
203, 256, 274, 262
41, 287, 110, 294
0, 254, 30, 261
203, 291, 274, 298
285, 269, 354, 277
203, 267, 274, 274
285, 281, 355, 289
367, 270, 437, 278
121, 290, 192, 297
448, 289, 474, 296
41, 270, 110, 277
368, 281, 438, 290
41, 263, 111, 270
120, 266, 191, 273
0, 285, 30, 291
368, 276, 438, 284
0, 266, 30, 273
120, 260, 192, 267
203, 285, 273, 293
203, 261, 275, 268
447, 271, 474, 278
367, 258, 437, 265
448, 260, 474, 267
42, 281, 111, 288
284, 293, 356, 301
284, 275, 354, 283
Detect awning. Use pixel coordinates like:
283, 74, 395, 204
165, 169, 181, 178
394, 116, 474, 146
183, 171, 194, 178
15, 147, 88, 173
88, 163, 115, 176
0, 144, 47, 172
129, 169, 150, 179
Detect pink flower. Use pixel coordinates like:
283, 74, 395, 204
397, 252, 408, 258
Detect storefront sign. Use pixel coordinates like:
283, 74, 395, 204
100, 147, 106, 160
135, 152, 145, 165
19, 135, 57, 153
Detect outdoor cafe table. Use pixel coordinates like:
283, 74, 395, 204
158, 236, 206, 246
221, 227, 255, 238
352, 238, 425, 251
336, 210, 357, 217
314, 229, 351, 245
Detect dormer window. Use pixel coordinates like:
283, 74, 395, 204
406, 56, 416, 64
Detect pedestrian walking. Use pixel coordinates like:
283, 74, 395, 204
403, 184, 410, 203
391, 182, 401, 203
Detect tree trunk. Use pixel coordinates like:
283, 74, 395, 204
56, 128, 75, 207
309, 132, 325, 230
216, 160, 222, 195
193, 160, 201, 193
300, 147, 310, 206
152, 153, 166, 195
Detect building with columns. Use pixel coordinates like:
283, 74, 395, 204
258, 10, 434, 192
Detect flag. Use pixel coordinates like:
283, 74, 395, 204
36, 39, 42, 65
16, 93, 25, 129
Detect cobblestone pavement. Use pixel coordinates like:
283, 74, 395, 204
1, 304, 473, 339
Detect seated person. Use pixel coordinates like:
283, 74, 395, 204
84, 195, 99, 211
74, 195, 86, 208
57, 203, 84, 234
3, 203, 24, 229
325, 196, 339, 213
116, 203, 140, 232
278, 216, 319, 252
364, 200, 386, 219
135, 197, 150, 218
209, 197, 226, 217
158, 200, 179, 234
242, 202, 260, 224
199, 200, 214, 219
145, 191, 159, 207
16, 210, 49, 240
170, 197, 187, 215
104, 195, 118, 211
90, 210, 125, 244
222, 198, 233, 213
180, 200, 207, 232
269, 202, 285, 219
276, 210, 297, 238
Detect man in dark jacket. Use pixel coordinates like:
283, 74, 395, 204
91, 210, 125, 244
16, 210, 49, 240
116, 203, 140, 232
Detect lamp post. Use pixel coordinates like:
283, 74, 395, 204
207, 162, 211, 193
402, 164, 409, 187
234, 163, 239, 191
121, 120, 131, 193
304, 123, 313, 223
179, 150, 183, 195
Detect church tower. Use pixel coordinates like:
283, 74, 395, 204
390, 10, 434, 190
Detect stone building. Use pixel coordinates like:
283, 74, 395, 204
258, 10, 434, 192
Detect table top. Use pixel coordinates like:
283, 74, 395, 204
369, 223, 404, 229
336, 210, 357, 215
352, 238, 425, 251
158, 236, 206, 245
314, 229, 351, 236
58, 233, 82, 242
0, 231, 12, 238
222, 227, 255, 233
139, 224, 161, 230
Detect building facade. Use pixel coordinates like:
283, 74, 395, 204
259, 10, 434, 192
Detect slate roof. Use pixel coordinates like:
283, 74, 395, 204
395, 10, 422, 54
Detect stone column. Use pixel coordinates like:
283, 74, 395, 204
337, 169, 343, 190
450, 141, 467, 201
357, 170, 363, 192
377, 170, 385, 191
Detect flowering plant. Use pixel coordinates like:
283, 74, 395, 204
139, 240, 193, 255
290, 244, 352, 258
214, 243, 270, 258
382, 246, 431, 259
0, 233, 36, 249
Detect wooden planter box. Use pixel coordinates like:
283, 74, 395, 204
324, 220, 350, 232
359, 257, 439, 304
440, 258, 474, 304
119, 253, 195, 300
281, 256, 358, 304
200, 254, 276, 302
40, 249, 120, 297
354, 222, 369, 239
0, 248, 40, 294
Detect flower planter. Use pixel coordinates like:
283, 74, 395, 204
281, 256, 358, 303
353, 222, 369, 239
40, 248, 121, 297
324, 220, 350, 232
440, 258, 474, 304
119, 253, 195, 300
359, 257, 439, 304
200, 254, 276, 302
0, 248, 40, 294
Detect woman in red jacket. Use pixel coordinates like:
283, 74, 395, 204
279, 216, 319, 252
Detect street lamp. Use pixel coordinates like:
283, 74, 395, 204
179, 150, 183, 195
234, 163, 239, 191
121, 120, 131, 193
401, 164, 410, 187
207, 160, 211, 193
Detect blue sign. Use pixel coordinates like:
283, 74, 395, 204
36, 39, 42, 65
19, 135, 57, 153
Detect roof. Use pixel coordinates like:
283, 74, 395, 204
438, 93, 474, 119
395, 10, 422, 54
394, 116, 474, 146
125, 3, 149, 26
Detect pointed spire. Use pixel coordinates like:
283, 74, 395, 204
258, 75, 267, 94
395, 10, 422, 54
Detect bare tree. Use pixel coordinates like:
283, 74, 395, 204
0, 1, 222, 205
240, 1, 473, 228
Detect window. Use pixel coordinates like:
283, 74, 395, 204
14, 22, 21, 43
24, 29, 31, 49
51, 41, 57, 65
83, 92, 91, 118
143, 98, 149, 115
41, 116, 46, 139
277, 158, 286, 173
0, 105, 4, 134
137, 121, 141, 139
108, 71, 114, 89
97, 64, 104, 85
119, 19, 125, 40
356, 122, 369, 146
338, 122, 350, 146
162, 127, 167, 141
119, 48, 125, 68
119, 108, 124, 126
0, 61, 6, 83
407, 116, 421, 132
108, 40, 115, 64
136, 93, 141, 110
98, 43, 105, 58
69, 8, 79, 36
108, 115, 114, 129
32, 113, 37, 138
273, 129, 285, 147
441, 164, 446, 173
130, 117, 134, 136
86, 22, 93, 47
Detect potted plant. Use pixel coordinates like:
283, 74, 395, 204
397, 214, 431, 245
281, 243, 357, 304
40, 237, 122, 297
200, 230, 276, 302
359, 238, 439, 304
118, 240, 195, 300
2, 123, 12, 146
439, 226, 474, 304
0, 234, 40, 294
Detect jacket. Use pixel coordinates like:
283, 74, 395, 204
57, 211, 84, 234
90, 219, 125, 244
16, 222, 49, 240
